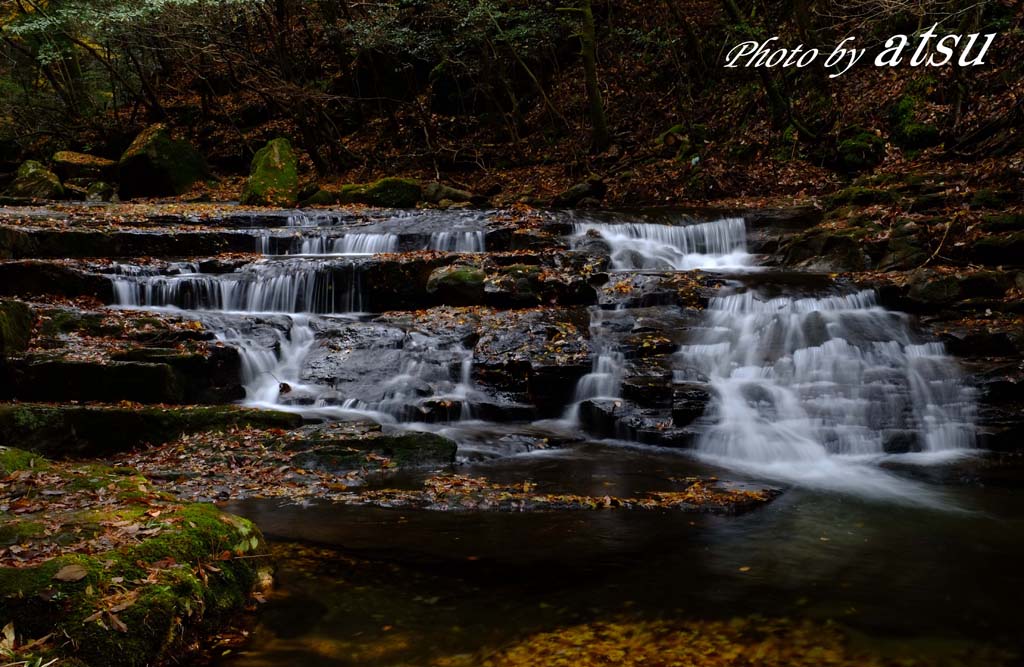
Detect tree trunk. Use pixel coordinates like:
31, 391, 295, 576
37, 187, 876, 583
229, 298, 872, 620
579, 0, 610, 152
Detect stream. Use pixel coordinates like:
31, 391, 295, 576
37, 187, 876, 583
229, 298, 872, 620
103, 208, 1023, 665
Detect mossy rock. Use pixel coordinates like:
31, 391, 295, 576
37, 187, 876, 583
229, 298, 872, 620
426, 264, 486, 305
85, 180, 116, 202
51, 151, 116, 181
421, 181, 475, 205
971, 232, 1024, 267
118, 124, 207, 199
890, 95, 940, 149
240, 137, 299, 207
298, 188, 339, 207
970, 189, 1014, 210
835, 129, 886, 173
4, 160, 64, 200
980, 214, 1024, 232
0, 450, 267, 667
1, 359, 185, 404
288, 425, 457, 471
335, 178, 423, 208
0, 299, 32, 360
907, 269, 1012, 308
825, 186, 899, 207
0, 403, 302, 457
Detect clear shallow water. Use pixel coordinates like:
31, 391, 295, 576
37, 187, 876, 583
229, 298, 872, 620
218, 441, 1024, 667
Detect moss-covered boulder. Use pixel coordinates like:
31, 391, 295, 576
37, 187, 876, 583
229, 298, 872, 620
336, 177, 423, 208
835, 128, 886, 173
426, 264, 486, 305
118, 124, 207, 199
0, 450, 268, 667
421, 181, 476, 205
240, 137, 299, 207
0, 403, 303, 457
0, 299, 32, 361
51, 151, 116, 181
4, 160, 64, 200
287, 423, 457, 471
86, 180, 116, 202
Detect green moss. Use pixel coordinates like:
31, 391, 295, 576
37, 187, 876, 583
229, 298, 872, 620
4, 160, 64, 199
0, 519, 44, 545
835, 128, 885, 173
0, 446, 47, 474
240, 137, 299, 207
299, 188, 339, 206
0, 455, 267, 667
970, 189, 1012, 210
890, 95, 940, 149
334, 177, 423, 208
0, 403, 303, 457
826, 186, 898, 207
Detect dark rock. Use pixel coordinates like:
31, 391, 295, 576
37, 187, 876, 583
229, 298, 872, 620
906, 269, 1011, 310
0, 299, 32, 360
0, 261, 114, 302
421, 181, 478, 205
0, 403, 302, 457
336, 178, 423, 208
51, 151, 116, 181
118, 124, 208, 199
289, 423, 457, 470
85, 180, 116, 202
971, 232, 1024, 267
622, 374, 673, 407
0, 359, 184, 403
552, 177, 607, 208
672, 383, 711, 427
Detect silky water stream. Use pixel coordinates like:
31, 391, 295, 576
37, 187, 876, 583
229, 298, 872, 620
108, 210, 1022, 666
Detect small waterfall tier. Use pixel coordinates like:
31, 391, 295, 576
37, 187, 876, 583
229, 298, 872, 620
676, 290, 977, 463
113, 260, 363, 313
573, 217, 751, 270
258, 232, 399, 256
429, 230, 485, 253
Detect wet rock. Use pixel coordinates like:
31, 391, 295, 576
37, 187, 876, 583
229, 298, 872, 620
672, 383, 711, 427
288, 423, 457, 470
940, 329, 1019, 358
0, 299, 32, 361
118, 124, 207, 199
4, 160, 64, 200
110, 346, 245, 403
427, 264, 486, 306
51, 151, 116, 181
484, 264, 543, 306
0, 261, 114, 301
781, 226, 873, 272
883, 430, 921, 454
622, 374, 673, 408
0, 403, 302, 457
86, 180, 116, 202
578, 398, 695, 447
0, 226, 259, 259
240, 138, 299, 207
422, 181, 478, 205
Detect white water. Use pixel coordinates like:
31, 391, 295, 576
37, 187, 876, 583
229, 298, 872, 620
573, 217, 752, 270
676, 290, 977, 474
430, 231, 485, 253
112, 261, 363, 313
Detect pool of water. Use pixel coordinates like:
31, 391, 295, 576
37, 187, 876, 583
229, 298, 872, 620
217, 439, 1024, 666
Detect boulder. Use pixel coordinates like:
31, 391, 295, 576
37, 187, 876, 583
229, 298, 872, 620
240, 137, 299, 207
422, 181, 476, 205
337, 177, 423, 208
0, 300, 32, 360
426, 264, 486, 305
288, 423, 457, 471
4, 160, 64, 199
50, 150, 116, 180
552, 177, 607, 208
971, 232, 1024, 267
86, 180, 116, 202
906, 269, 1012, 310
118, 124, 207, 199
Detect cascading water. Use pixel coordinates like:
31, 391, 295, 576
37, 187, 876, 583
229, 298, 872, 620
258, 232, 399, 256
676, 290, 977, 467
565, 308, 625, 423
573, 217, 752, 270
113, 260, 363, 313
430, 231, 485, 253
219, 316, 318, 406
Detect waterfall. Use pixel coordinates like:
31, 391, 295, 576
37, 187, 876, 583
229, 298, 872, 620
676, 290, 977, 463
573, 217, 751, 270
564, 308, 626, 423
430, 231, 485, 253
257, 232, 399, 256
220, 316, 317, 406
112, 260, 364, 313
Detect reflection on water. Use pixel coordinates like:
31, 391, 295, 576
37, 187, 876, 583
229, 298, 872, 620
218, 442, 1024, 667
